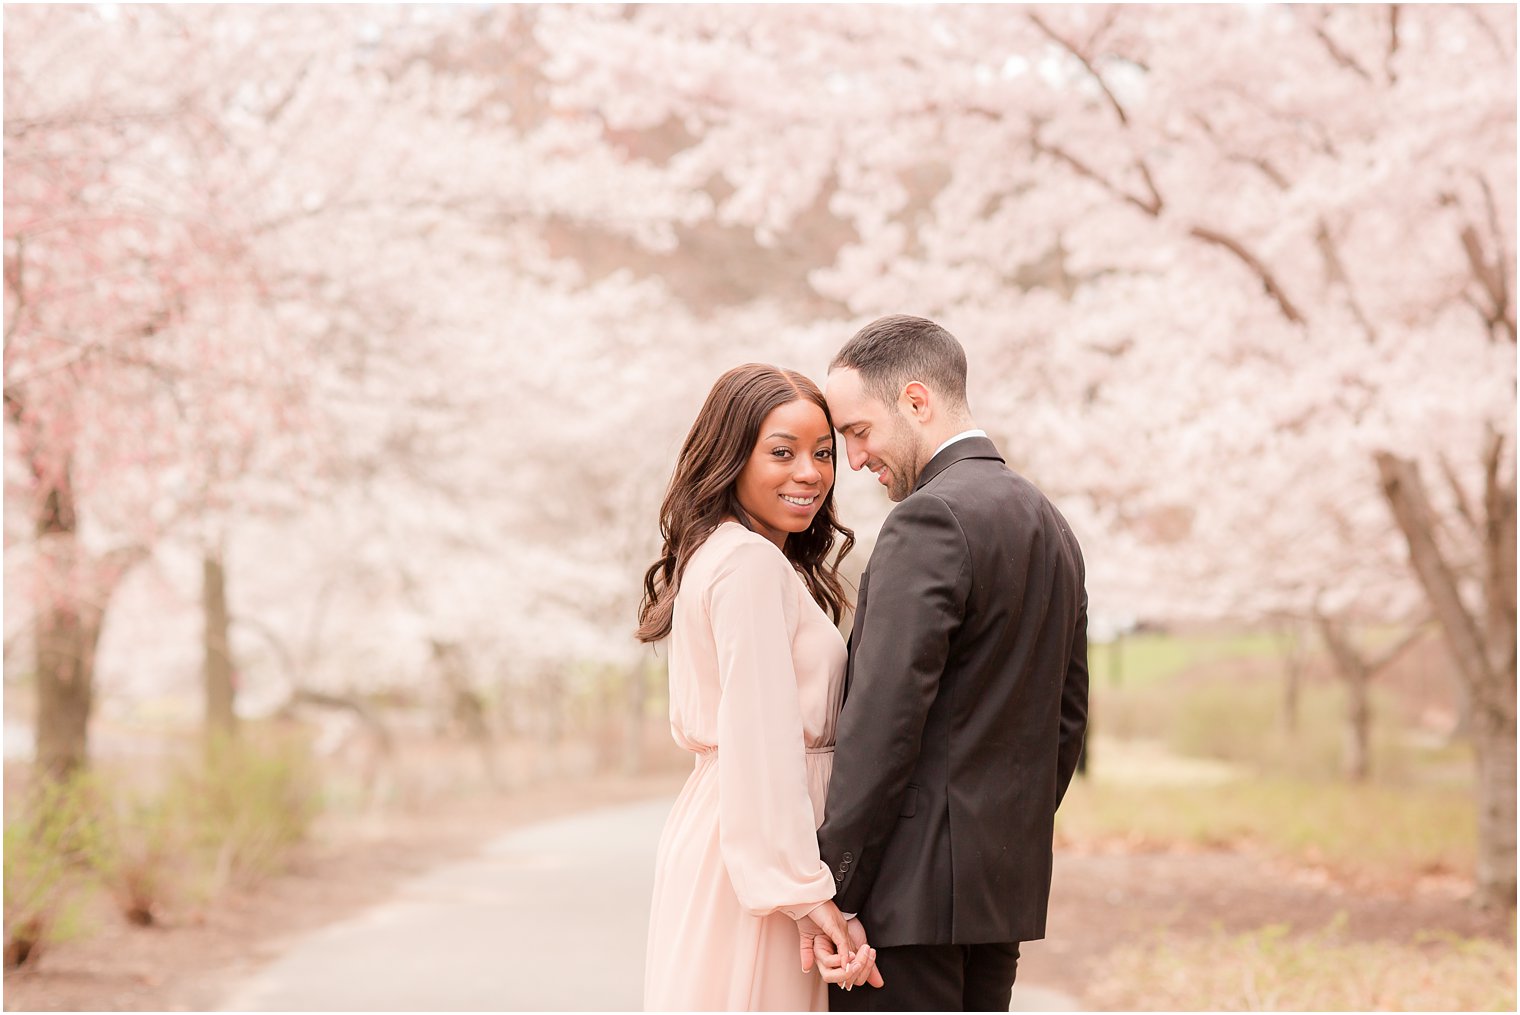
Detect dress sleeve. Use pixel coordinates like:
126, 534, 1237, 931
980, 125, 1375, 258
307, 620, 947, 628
708, 538, 836, 919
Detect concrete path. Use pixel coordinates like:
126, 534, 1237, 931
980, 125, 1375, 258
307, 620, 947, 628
219, 796, 1083, 1011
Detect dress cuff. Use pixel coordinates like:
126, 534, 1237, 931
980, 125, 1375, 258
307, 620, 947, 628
782, 898, 832, 922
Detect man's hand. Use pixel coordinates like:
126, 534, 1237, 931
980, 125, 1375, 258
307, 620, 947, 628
813, 918, 884, 990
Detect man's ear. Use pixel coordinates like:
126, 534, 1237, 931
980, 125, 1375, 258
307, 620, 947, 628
901, 381, 932, 422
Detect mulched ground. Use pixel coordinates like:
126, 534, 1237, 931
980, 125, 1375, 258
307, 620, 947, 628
1022, 845, 1511, 1002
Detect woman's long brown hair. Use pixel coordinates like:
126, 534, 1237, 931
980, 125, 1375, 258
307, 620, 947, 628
637, 364, 854, 643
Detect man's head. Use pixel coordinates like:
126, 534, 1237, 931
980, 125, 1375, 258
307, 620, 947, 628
825, 314, 974, 502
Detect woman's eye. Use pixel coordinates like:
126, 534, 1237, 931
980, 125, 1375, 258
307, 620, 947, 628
816, 449, 834, 461
771, 448, 793, 459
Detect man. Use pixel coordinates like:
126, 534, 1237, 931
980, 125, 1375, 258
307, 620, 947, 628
811, 315, 1089, 1010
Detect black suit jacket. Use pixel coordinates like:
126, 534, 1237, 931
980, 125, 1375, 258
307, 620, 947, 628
817, 436, 1088, 946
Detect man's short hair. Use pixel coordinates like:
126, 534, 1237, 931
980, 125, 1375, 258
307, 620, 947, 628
830, 314, 970, 411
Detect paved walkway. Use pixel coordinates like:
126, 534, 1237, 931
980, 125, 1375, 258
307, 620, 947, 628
218, 797, 1082, 1011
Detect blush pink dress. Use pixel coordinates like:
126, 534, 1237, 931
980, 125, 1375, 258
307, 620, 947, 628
644, 521, 847, 1012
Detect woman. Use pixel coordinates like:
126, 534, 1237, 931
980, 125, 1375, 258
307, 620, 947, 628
639, 364, 880, 1011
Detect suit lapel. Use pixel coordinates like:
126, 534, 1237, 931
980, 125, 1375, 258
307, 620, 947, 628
912, 436, 1004, 494
843, 568, 868, 699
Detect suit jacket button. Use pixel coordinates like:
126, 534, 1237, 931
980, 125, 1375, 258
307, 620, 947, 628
843, 852, 853, 862
834, 873, 844, 882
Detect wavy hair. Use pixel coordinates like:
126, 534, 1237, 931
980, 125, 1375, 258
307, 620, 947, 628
637, 363, 854, 643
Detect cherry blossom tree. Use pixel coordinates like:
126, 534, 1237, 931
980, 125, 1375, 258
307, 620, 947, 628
3, 5, 705, 774
4, 5, 753, 782
535, 3, 1515, 905
9, 3, 1511, 908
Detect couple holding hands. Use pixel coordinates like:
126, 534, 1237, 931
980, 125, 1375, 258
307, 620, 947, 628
639, 315, 1089, 1012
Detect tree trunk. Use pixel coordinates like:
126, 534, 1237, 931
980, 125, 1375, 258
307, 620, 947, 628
1275, 620, 1304, 735
285, 688, 396, 808
1474, 706, 1518, 908
1376, 449, 1517, 908
592, 671, 617, 771
431, 639, 499, 789
1342, 665, 1372, 783
1317, 616, 1373, 782
203, 550, 237, 740
536, 670, 565, 780
622, 662, 646, 777
1450, 677, 1473, 743
35, 592, 102, 781
33, 475, 99, 780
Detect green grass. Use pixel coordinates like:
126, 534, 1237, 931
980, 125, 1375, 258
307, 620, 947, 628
3, 774, 103, 967
3, 727, 320, 966
1056, 776, 1476, 886
1068, 627, 1484, 893
1088, 919, 1516, 1010
1096, 629, 1282, 689
177, 731, 321, 891
1092, 667, 1456, 786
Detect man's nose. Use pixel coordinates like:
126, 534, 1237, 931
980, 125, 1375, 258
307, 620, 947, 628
846, 441, 868, 471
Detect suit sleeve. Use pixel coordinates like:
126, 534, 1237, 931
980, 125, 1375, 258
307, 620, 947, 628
709, 540, 836, 919
1056, 580, 1089, 806
817, 493, 970, 912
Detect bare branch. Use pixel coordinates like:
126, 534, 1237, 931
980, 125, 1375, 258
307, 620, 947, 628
1027, 11, 1130, 125
1030, 134, 1159, 216
1461, 4, 1511, 61
1314, 612, 1367, 681
1369, 620, 1432, 672
260, 57, 316, 127
1026, 11, 1165, 213
1456, 213, 1512, 342
4, 341, 104, 392
1025, 52, 1303, 327
1244, 154, 1291, 191
1476, 173, 1516, 342
1188, 225, 1307, 325
1482, 429, 1517, 649
1375, 451, 1496, 700
3, 387, 25, 429
1296, 7, 1373, 81
1314, 218, 1377, 341
1440, 452, 1482, 537
3, 235, 24, 349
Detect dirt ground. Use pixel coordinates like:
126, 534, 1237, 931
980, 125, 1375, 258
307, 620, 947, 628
5, 766, 1512, 1012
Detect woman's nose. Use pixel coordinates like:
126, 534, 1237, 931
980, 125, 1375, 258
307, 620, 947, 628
793, 456, 821, 483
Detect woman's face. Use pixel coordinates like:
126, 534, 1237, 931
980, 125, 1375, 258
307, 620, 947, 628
734, 398, 836, 549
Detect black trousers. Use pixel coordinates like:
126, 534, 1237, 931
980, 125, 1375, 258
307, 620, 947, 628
828, 941, 1020, 1012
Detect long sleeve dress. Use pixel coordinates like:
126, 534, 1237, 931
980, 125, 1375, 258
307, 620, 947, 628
643, 521, 848, 1012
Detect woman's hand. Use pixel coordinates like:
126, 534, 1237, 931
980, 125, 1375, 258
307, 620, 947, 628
813, 918, 884, 990
795, 900, 856, 975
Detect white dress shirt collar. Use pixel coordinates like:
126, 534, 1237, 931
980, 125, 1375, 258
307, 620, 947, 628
932, 428, 989, 460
